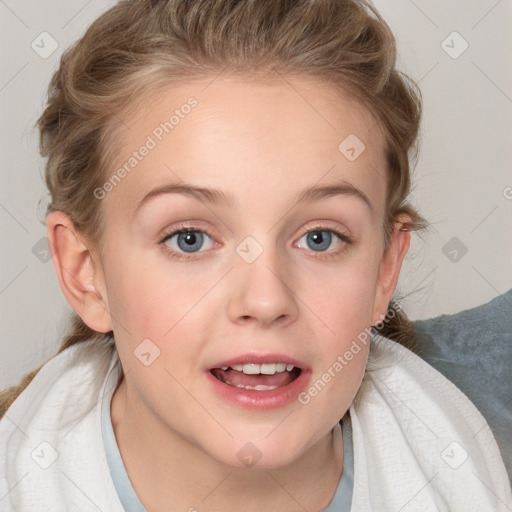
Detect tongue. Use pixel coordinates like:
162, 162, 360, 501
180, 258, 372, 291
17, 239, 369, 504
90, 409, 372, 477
212, 368, 294, 388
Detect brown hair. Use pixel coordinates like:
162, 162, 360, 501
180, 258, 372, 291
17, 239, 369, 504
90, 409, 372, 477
0, 0, 427, 417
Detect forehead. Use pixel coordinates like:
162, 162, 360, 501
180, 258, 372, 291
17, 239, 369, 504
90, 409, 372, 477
105, 75, 388, 216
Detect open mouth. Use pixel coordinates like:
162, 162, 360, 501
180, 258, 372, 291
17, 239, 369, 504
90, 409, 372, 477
210, 363, 302, 391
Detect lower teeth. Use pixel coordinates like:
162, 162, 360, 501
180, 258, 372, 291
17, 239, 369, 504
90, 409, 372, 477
225, 380, 278, 391
212, 371, 287, 391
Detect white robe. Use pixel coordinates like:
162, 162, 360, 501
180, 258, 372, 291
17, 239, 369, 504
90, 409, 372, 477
1, 334, 511, 511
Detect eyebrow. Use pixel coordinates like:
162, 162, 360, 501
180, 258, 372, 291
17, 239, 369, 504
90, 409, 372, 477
133, 179, 374, 215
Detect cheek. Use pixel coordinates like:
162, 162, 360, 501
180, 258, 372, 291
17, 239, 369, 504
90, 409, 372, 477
105, 252, 198, 338
298, 255, 378, 409
300, 256, 380, 336
299, 342, 369, 432
104, 253, 219, 384
315, 278, 373, 378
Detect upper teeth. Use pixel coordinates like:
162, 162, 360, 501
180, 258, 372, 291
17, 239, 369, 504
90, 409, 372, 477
220, 363, 295, 375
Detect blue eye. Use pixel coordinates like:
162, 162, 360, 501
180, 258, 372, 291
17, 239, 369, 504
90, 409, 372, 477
159, 224, 353, 261
299, 230, 333, 252
161, 228, 215, 256
296, 228, 351, 254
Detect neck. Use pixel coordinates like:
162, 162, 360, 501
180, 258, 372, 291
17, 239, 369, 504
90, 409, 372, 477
110, 377, 344, 512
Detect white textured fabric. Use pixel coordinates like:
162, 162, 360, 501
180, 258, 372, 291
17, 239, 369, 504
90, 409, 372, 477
350, 335, 512, 511
1, 334, 511, 511
0, 339, 125, 512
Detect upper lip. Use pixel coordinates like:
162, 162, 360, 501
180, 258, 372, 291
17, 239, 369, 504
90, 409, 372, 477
208, 353, 309, 370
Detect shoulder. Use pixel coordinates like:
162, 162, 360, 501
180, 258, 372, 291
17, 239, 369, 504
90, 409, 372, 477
0, 338, 117, 427
0, 338, 122, 511
360, 333, 499, 432
349, 333, 512, 510
410, 290, 512, 486
410, 289, 512, 411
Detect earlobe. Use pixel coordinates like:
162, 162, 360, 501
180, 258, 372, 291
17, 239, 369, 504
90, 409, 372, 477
46, 210, 113, 333
370, 216, 411, 326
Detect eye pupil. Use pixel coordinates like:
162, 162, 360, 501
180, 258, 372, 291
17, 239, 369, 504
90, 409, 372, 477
307, 230, 331, 252
165, 227, 344, 259
178, 231, 203, 252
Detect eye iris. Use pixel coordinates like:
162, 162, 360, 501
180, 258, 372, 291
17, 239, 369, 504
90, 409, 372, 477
307, 230, 331, 252
178, 231, 203, 253
171, 229, 336, 254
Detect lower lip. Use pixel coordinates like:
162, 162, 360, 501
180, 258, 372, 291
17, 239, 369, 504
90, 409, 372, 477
205, 369, 311, 410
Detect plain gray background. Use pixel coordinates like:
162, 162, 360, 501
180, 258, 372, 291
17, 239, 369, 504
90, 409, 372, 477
1, 0, 511, 388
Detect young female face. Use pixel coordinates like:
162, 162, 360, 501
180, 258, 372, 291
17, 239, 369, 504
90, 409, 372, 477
50, 74, 410, 470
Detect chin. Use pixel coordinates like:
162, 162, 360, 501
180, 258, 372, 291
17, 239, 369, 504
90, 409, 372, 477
204, 434, 312, 471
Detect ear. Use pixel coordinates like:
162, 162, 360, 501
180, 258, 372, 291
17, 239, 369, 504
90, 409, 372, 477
370, 215, 411, 326
46, 210, 113, 333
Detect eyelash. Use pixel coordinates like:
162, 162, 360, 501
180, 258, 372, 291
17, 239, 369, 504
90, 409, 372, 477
158, 222, 354, 261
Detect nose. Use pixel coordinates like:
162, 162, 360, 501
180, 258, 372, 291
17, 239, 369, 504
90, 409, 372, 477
226, 243, 299, 329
